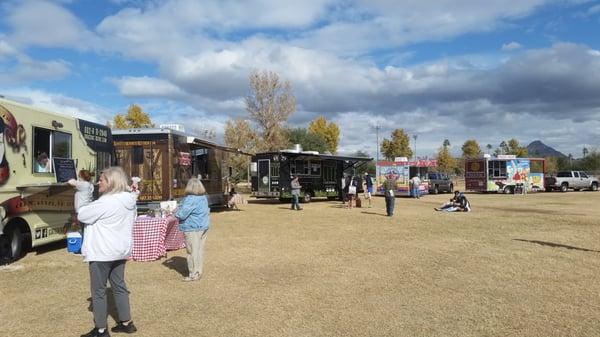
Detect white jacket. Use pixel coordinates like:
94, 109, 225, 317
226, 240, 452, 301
78, 192, 137, 262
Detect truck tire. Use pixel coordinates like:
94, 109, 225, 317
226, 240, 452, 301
560, 183, 568, 192
2, 226, 24, 261
303, 193, 311, 203
503, 186, 513, 194
591, 182, 598, 191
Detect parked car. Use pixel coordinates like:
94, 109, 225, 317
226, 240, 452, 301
427, 172, 454, 194
544, 171, 599, 192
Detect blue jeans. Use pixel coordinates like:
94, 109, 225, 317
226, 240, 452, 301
291, 194, 300, 209
412, 186, 420, 198
385, 196, 395, 216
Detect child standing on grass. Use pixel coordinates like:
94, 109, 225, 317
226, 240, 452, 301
68, 169, 94, 234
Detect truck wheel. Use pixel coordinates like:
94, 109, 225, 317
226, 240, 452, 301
503, 186, 513, 194
303, 193, 311, 203
560, 183, 568, 192
591, 183, 598, 191
1, 226, 24, 261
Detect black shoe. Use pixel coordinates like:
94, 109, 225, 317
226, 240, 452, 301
81, 328, 110, 337
111, 321, 137, 333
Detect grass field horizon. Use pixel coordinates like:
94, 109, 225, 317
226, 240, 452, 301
1, 191, 599, 337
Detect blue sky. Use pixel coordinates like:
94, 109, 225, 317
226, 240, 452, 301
1, 0, 600, 158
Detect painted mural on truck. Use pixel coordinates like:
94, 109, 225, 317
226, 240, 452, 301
376, 159, 437, 196
465, 157, 545, 193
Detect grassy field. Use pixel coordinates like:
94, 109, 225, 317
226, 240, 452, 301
1, 191, 599, 337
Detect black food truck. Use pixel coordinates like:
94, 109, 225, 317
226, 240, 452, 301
113, 128, 247, 208
251, 146, 372, 202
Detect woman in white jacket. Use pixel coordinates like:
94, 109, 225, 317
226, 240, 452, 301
77, 167, 138, 337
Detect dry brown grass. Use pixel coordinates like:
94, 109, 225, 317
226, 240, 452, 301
1, 191, 599, 337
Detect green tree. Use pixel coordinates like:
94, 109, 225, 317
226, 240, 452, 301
507, 138, 528, 157
245, 70, 296, 151
581, 150, 600, 172
287, 128, 328, 153
307, 116, 340, 154
436, 141, 454, 174
544, 156, 558, 175
380, 129, 413, 160
461, 139, 482, 159
224, 119, 258, 184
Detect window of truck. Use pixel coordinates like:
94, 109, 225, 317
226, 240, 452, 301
488, 160, 507, 178
33, 127, 72, 173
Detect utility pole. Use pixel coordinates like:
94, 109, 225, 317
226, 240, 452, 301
413, 134, 418, 161
375, 124, 380, 186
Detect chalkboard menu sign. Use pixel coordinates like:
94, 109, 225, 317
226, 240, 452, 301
53, 157, 77, 183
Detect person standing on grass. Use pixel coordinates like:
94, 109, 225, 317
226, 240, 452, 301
176, 177, 210, 281
383, 173, 397, 216
290, 175, 303, 210
410, 175, 421, 199
363, 172, 373, 208
77, 167, 138, 337
347, 175, 358, 209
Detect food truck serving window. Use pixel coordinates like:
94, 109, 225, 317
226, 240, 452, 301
33, 127, 72, 173
488, 160, 507, 178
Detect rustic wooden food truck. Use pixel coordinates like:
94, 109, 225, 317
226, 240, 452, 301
0, 97, 113, 260
113, 128, 245, 209
251, 147, 371, 202
464, 155, 545, 193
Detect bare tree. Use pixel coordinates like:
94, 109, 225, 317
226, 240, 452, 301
245, 70, 296, 151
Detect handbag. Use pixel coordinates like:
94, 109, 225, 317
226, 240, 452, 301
348, 185, 357, 194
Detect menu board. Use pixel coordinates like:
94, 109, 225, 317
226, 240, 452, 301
53, 157, 77, 183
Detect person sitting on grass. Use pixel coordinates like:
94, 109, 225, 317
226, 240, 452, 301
227, 187, 243, 210
435, 191, 471, 212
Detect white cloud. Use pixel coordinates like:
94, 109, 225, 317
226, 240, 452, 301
113, 76, 186, 98
502, 41, 522, 51
5, 0, 95, 49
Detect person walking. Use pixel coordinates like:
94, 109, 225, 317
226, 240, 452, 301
363, 172, 373, 208
77, 167, 138, 337
176, 177, 210, 281
290, 175, 302, 210
383, 173, 397, 216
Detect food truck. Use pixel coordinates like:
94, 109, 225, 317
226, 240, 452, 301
376, 159, 437, 197
251, 146, 372, 202
113, 128, 246, 209
0, 97, 113, 260
464, 155, 545, 193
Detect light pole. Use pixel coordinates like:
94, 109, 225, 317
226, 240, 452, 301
412, 134, 418, 161
375, 124, 380, 185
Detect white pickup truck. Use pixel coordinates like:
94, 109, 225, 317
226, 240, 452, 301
544, 171, 599, 192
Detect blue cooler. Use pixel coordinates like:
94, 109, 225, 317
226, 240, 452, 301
66, 232, 82, 254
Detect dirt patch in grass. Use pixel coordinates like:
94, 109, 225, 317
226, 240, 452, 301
1, 192, 599, 337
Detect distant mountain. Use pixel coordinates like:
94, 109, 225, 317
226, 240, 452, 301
527, 140, 566, 158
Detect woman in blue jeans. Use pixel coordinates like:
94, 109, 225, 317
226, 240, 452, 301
176, 177, 210, 282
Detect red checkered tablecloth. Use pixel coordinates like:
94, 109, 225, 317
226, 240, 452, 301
131, 216, 185, 262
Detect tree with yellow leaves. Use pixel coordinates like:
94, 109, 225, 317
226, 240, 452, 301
307, 115, 340, 154
110, 104, 154, 129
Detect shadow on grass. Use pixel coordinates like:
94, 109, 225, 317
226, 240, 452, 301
162, 256, 188, 276
514, 239, 600, 253
360, 211, 388, 217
